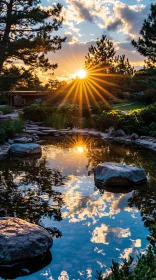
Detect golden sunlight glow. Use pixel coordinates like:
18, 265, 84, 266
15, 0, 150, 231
77, 146, 84, 153
76, 69, 87, 79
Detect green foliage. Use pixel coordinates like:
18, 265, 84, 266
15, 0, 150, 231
23, 103, 109, 129
23, 104, 54, 122
0, 0, 66, 70
132, 3, 156, 66
96, 103, 156, 136
149, 122, 156, 137
0, 118, 23, 143
45, 114, 70, 130
144, 88, 156, 104
0, 106, 13, 115
96, 110, 124, 131
0, 66, 43, 91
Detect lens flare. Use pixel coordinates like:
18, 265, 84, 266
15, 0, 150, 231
76, 70, 87, 79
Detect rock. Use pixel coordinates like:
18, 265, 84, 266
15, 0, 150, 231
0, 111, 3, 116
33, 135, 40, 141
108, 127, 116, 137
131, 133, 139, 140
8, 143, 42, 157
54, 131, 60, 137
94, 162, 147, 186
14, 137, 33, 144
23, 129, 38, 134
0, 217, 52, 265
8, 139, 14, 144
116, 129, 126, 137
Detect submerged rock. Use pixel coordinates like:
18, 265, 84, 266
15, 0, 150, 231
94, 162, 147, 186
0, 217, 52, 265
8, 143, 42, 157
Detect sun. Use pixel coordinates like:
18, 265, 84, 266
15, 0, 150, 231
77, 146, 84, 153
76, 69, 87, 79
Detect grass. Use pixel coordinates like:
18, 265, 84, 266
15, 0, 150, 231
112, 102, 146, 111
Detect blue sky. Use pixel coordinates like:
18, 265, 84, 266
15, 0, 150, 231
40, 0, 153, 81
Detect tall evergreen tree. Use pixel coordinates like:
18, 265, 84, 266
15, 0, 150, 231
132, 4, 156, 66
85, 35, 115, 72
0, 0, 66, 70
85, 35, 134, 75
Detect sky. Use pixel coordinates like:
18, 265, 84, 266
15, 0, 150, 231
40, 0, 153, 82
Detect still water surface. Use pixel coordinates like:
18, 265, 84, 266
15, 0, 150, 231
0, 136, 155, 280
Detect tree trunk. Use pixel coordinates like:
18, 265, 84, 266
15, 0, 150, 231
0, 0, 14, 69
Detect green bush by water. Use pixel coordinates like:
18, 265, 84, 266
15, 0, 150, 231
0, 118, 23, 143
0, 105, 13, 115
96, 103, 156, 136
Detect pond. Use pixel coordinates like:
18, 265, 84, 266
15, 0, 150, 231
0, 136, 155, 280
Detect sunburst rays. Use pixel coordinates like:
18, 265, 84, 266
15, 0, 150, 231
51, 63, 121, 118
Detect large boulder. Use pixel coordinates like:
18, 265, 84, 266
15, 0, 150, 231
8, 143, 42, 157
94, 162, 147, 186
0, 217, 52, 265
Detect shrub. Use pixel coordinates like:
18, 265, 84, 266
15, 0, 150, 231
45, 114, 70, 129
149, 122, 156, 137
0, 105, 13, 114
0, 118, 23, 143
95, 103, 156, 136
96, 110, 124, 131
144, 88, 156, 104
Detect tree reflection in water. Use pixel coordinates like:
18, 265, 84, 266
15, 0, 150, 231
0, 156, 66, 237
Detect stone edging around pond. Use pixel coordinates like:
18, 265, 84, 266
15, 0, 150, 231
1, 123, 156, 160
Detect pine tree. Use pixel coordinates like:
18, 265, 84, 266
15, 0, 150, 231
84, 35, 115, 72
113, 55, 134, 75
85, 35, 134, 75
0, 66, 43, 90
0, 0, 66, 70
132, 4, 156, 66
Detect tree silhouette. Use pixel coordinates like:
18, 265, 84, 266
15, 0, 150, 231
85, 35, 134, 75
0, 0, 66, 70
0, 157, 65, 229
0, 65, 43, 91
85, 35, 115, 72
113, 55, 134, 75
132, 4, 156, 67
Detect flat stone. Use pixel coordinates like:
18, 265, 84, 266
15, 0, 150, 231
94, 162, 147, 187
8, 143, 42, 157
14, 137, 33, 144
0, 217, 52, 265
